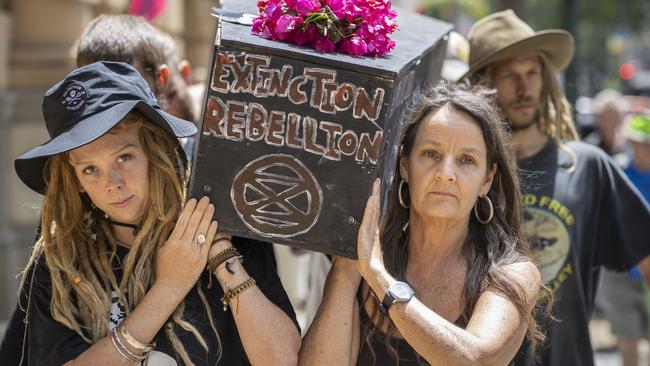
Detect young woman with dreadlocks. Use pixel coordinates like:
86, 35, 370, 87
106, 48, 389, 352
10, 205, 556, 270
12, 61, 300, 366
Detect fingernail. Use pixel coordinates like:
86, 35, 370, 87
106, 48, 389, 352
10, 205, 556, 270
188, 198, 197, 204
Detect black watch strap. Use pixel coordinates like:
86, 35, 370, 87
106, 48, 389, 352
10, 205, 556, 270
379, 292, 394, 315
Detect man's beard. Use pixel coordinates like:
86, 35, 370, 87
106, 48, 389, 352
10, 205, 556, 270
502, 96, 539, 132
508, 115, 537, 132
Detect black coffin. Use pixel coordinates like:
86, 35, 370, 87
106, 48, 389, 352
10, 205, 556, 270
189, 0, 452, 258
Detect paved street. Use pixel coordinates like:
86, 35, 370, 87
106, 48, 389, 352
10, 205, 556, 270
592, 315, 650, 366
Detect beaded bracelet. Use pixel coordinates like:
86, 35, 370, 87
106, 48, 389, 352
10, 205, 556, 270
118, 324, 155, 353
110, 327, 146, 362
207, 250, 240, 274
207, 248, 243, 288
220, 277, 256, 311
206, 247, 239, 271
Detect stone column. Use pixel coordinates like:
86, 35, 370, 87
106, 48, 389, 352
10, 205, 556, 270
10, 0, 96, 88
0, 10, 10, 89
0, 0, 97, 319
184, 0, 219, 82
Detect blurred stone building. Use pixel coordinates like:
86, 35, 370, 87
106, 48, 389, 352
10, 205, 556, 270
0, 0, 218, 324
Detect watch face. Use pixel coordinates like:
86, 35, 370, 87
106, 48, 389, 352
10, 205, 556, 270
391, 282, 414, 302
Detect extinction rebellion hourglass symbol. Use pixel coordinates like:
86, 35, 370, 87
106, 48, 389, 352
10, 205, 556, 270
231, 154, 323, 238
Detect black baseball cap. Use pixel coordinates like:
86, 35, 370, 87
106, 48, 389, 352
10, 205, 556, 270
15, 61, 197, 194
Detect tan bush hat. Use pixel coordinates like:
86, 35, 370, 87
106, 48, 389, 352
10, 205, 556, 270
460, 9, 574, 80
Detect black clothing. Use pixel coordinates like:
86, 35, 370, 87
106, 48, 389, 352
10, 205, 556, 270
513, 140, 650, 366
0, 226, 41, 366
15, 237, 296, 366
0, 275, 32, 366
355, 284, 469, 366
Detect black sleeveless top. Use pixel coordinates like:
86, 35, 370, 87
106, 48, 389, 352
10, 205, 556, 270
355, 284, 468, 366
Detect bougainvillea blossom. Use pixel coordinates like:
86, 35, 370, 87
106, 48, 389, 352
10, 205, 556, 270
252, 0, 398, 57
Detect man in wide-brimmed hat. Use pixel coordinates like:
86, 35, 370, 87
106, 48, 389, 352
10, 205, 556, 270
462, 10, 650, 366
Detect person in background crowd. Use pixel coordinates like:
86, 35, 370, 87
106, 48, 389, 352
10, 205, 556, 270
76, 14, 199, 157
299, 82, 544, 365
440, 31, 470, 82
463, 9, 650, 365
598, 114, 650, 366
583, 88, 628, 155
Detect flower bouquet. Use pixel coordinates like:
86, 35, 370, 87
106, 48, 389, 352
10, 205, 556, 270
252, 0, 398, 57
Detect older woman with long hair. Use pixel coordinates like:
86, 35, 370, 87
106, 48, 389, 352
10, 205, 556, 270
13, 61, 300, 366
299, 82, 545, 365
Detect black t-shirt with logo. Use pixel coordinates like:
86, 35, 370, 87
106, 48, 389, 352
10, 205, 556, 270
513, 140, 650, 366
25, 237, 298, 366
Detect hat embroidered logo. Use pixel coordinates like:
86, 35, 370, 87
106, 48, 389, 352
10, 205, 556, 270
61, 83, 88, 111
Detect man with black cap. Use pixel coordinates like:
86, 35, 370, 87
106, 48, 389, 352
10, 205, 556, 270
462, 9, 650, 366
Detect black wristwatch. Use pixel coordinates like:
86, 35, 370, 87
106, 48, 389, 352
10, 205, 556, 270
378, 281, 414, 315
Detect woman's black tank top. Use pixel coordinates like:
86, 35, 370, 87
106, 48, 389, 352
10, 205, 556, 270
355, 284, 468, 366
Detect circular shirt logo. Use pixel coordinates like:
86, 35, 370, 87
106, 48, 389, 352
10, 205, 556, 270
524, 207, 570, 283
231, 154, 323, 238
61, 82, 88, 111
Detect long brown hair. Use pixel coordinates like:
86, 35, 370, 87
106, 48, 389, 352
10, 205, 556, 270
361, 82, 547, 364
21, 112, 221, 365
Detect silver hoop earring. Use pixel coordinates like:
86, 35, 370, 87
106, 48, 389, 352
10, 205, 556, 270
398, 180, 409, 208
473, 195, 494, 224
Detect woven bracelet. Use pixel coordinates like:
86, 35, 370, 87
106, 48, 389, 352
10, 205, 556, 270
206, 247, 239, 271
220, 277, 256, 311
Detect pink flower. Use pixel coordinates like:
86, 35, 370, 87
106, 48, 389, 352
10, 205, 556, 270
252, 0, 397, 56
295, 0, 321, 16
294, 25, 322, 45
251, 16, 266, 34
328, 0, 362, 21
327, 0, 346, 14
263, 2, 283, 19
314, 37, 336, 52
276, 14, 303, 33
340, 34, 368, 56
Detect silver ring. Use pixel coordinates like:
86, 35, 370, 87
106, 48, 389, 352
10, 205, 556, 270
196, 234, 206, 246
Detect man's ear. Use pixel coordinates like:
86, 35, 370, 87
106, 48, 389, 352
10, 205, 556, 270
157, 64, 170, 88
178, 60, 192, 84
482, 163, 497, 196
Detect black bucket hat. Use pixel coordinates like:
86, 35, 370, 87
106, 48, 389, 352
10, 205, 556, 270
15, 61, 197, 194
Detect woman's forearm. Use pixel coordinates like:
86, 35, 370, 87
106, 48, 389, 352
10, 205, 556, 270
213, 259, 301, 366
364, 266, 529, 366
298, 260, 362, 366
65, 283, 187, 366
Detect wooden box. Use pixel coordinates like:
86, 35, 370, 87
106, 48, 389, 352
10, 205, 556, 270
189, 0, 452, 258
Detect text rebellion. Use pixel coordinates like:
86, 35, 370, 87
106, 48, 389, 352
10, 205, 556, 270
202, 52, 385, 164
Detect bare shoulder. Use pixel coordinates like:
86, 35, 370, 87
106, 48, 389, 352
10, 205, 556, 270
500, 261, 542, 305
